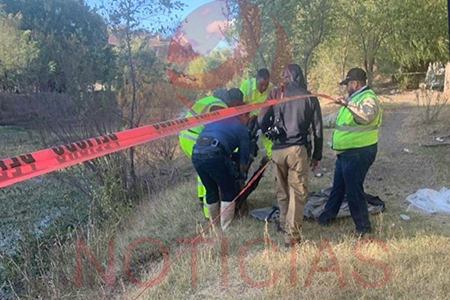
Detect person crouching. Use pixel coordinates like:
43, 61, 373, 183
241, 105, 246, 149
191, 88, 251, 231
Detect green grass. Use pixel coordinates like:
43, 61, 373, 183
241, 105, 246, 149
0, 126, 90, 294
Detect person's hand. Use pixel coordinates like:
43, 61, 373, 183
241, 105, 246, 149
310, 159, 319, 172
334, 97, 349, 106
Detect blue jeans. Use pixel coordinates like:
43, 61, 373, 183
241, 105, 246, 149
192, 151, 238, 205
318, 144, 377, 232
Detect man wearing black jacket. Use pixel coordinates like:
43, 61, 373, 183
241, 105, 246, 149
258, 64, 323, 246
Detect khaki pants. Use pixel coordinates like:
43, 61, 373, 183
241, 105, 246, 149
272, 145, 309, 243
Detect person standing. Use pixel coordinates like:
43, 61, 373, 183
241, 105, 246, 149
258, 64, 323, 246
191, 89, 250, 231
179, 89, 236, 219
240, 69, 273, 158
318, 68, 382, 236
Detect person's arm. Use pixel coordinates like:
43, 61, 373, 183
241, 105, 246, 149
257, 87, 278, 130
237, 124, 251, 173
310, 96, 323, 163
322, 112, 338, 128
342, 97, 379, 125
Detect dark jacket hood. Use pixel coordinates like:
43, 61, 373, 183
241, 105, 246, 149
286, 64, 307, 90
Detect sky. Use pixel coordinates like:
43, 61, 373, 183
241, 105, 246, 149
85, 0, 215, 23
85, 0, 231, 54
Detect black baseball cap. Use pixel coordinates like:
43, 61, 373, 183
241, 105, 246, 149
340, 68, 367, 85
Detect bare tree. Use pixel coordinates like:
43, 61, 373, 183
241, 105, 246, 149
101, 0, 184, 189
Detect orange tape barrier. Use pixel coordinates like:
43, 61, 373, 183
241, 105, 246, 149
0, 94, 335, 188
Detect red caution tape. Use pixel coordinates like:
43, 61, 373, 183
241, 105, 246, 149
0, 94, 335, 188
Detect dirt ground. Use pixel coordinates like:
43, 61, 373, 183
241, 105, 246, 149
314, 89, 450, 230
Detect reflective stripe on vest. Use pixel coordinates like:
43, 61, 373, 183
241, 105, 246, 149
180, 96, 228, 136
179, 132, 198, 142
200, 100, 227, 114
186, 96, 227, 117
248, 78, 255, 99
332, 88, 382, 151
334, 124, 379, 132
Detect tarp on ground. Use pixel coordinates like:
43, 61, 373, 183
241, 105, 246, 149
250, 187, 386, 222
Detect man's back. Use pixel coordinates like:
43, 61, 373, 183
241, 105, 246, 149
259, 84, 323, 161
196, 117, 250, 165
259, 63, 321, 246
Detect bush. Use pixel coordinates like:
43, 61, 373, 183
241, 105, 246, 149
415, 89, 449, 124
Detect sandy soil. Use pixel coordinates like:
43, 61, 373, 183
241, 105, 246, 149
311, 89, 450, 229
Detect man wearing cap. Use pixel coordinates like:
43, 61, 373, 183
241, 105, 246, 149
239, 69, 273, 158
179, 88, 243, 219
318, 68, 382, 236
191, 88, 250, 231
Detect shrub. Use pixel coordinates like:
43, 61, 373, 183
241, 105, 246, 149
415, 89, 449, 124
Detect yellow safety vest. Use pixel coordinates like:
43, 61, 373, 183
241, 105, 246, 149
239, 78, 271, 117
178, 96, 227, 156
332, 88, 382, 151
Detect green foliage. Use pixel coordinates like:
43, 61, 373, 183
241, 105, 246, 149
291, 0, 334, 83
184, 49, 235, 93
0, 11, 39, 91
228, 0, 447, 91
114, 34, 164, 92
227, 0, 336, 85
387, 0, 448, 70
103, 0, 185, 33
308, 37, 359, 95
92, 163, 133, 222
0, 0, 115, 93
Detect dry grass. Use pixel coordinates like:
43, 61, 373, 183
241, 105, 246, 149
114, 167, 450, 300
10, 90, 450, 299
414, 89, 449, 124
123, 235, 450, 300
401, 99, 450, 145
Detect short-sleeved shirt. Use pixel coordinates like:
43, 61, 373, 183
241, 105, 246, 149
195, 117, 250, 165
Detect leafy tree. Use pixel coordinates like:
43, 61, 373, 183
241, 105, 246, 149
0, 0, 114, 93
227, 0, 334, 85
336, 0, 398, 86
0, 10, 39, 92
291, 0, 333, 84
226, 0, 296, 80
387, 0, 448, 71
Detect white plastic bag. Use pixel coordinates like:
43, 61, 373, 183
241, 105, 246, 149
406, 188, 450, 214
